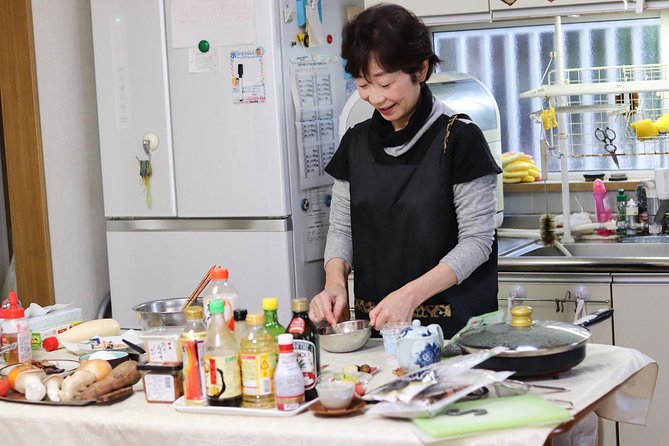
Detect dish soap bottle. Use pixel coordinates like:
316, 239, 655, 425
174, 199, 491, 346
262, 297, 286, 340
1, 291, 31, 365
240, 313, 278, 408
593, 179, 614, 236
203, 299, 242, 406
616, 189, 627, 235
626, 198, 639, 236
287, 297, 319, 401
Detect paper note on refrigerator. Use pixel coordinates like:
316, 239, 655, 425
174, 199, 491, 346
291, 63, 338, 190
301, 186, 331, 262
170, 0, 254, 48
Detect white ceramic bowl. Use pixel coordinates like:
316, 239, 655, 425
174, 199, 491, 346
316, 381, 354, 410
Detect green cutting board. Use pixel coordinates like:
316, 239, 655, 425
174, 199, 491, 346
413, 394, 572, 439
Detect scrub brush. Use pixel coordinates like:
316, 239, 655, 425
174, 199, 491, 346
539, 213, 573, 257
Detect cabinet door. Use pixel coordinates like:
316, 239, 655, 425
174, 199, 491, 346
499, 273, 616, 446
364, 0, 489, 17
498, 273, 613, 344
613, 275, 669, 446
91, 0, 177, 217
490, 0, 627, 11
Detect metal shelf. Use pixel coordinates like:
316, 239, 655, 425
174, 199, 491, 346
521, 79, 669, 98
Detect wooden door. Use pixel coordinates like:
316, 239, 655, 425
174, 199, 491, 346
0, 0, 54, 306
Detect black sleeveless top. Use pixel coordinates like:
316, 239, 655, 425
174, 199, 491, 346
325, 86, 501, 338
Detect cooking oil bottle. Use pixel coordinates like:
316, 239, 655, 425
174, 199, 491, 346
240, 313, 278, 408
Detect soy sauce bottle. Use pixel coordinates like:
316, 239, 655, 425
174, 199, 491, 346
286, 297, 320, 401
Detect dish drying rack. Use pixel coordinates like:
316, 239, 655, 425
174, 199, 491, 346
522, 63, 669, 162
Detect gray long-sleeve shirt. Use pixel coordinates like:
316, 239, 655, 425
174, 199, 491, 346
324, 173, 498, 284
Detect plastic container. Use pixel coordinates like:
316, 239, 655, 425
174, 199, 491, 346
274, 333, 305, 411
240, 313, 277, 408
203, 299, 242, 407
262, 297, 286, 340
140, 327, 183, 363
137, 362, 184, 403
179, 306, 207, 406
202, 267, 239, 330
42, 318, 121, 351
1, 291, 32, 365
593, 179, 614, 236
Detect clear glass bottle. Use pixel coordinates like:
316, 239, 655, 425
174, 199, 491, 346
233, 308, 248, 346
262, 297, 286, 340
274, 333, 305, 411
202, 267, 239, 330
179, 306, 207, 406
203, 299, 242, 406
287, 297, 320, 401
240, 313, 278, 408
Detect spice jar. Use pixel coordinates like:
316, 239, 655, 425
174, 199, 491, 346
137, 362, 184, 403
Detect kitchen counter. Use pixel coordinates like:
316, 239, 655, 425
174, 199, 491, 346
0, 340, 657, 446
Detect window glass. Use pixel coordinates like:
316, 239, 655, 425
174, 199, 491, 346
434, 18, 664, 172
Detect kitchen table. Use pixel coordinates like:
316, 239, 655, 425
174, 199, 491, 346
0, 340, 657, 446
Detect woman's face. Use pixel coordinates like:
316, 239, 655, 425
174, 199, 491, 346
355, 59, 428, 131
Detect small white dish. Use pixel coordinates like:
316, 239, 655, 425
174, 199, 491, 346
316, 381, 354, 410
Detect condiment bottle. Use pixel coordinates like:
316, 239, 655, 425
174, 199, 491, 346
179, 306, 207, 406
233, 308, 248, 346
240, 313, 277, 408
274, 333, 305, 411
1, 291, 31, 365
203, 299, 242, 407
262, 297, 286, 340
202, 267, 239, 330
287, 297, 320, 401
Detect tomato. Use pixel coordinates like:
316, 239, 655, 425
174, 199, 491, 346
0, 377, 10, 397
354, 382, 366, 397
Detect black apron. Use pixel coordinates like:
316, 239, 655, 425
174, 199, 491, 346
348, 116, 499, 339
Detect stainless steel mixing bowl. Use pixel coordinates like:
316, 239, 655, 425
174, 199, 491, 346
318, 320, 371, 353
132, 297, 202, 330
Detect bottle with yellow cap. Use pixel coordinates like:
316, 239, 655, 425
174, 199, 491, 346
179, 305, 207, 406
240, 313, 278, 408
262, 297, 286, 340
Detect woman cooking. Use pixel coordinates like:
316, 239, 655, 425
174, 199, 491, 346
308, 4, 502, 338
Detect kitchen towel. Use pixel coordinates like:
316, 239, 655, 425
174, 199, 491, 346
413, 394, 572, 440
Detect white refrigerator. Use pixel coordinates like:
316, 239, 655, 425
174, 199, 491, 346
91, 0, 361, 328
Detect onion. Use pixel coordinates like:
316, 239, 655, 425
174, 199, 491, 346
77, 359, 112, 381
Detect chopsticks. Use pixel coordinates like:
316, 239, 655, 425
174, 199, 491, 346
180, 264, 217, 311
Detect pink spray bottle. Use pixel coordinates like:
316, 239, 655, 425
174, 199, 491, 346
593, 179, 614, 236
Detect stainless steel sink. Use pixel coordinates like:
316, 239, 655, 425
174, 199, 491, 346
501, 240, 669, 258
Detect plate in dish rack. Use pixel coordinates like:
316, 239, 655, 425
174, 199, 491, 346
172, 396, 319, 417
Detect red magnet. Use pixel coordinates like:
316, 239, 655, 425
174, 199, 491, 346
326, 34, 333, 44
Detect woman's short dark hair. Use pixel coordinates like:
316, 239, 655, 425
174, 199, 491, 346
341, 3, 440, 83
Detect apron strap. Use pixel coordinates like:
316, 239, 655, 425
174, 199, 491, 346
443, 113, 464, 155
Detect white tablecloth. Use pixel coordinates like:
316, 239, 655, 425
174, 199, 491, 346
0, 340, 657, 446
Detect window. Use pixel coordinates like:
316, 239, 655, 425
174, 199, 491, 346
434, 18, 665, 172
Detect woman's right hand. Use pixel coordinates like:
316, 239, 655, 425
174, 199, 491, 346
309, 283, 348, 327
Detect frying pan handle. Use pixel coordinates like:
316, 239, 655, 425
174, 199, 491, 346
575, 308, 614, 328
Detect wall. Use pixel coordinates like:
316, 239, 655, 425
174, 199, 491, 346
31, 0, 108, 320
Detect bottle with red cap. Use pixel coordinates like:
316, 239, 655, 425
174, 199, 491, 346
202, 267, 239, 330
1, 291, 32, 365
273, 333, 305, 411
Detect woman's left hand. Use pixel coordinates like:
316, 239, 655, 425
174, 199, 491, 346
369, 288, 416, 330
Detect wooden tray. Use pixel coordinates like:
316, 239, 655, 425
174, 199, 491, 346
0, 386, 135, 406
